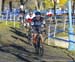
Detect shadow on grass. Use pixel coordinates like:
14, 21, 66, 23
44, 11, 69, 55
10, 27, 28, 39
11, 35, 32, 46
0, 27, 37, 61
48, 28, 75, 44
50, 36, 75, 44
64, 51, 75, 61
10, 27, 31, 40
0, 27, 74, 61
0, 22, 3, 24
0, 43, 34, 62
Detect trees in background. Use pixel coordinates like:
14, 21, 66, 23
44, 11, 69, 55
43, 0, 67, 9
0, 0, 68, 10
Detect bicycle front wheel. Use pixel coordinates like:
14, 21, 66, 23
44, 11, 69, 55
39, 44, 44, 56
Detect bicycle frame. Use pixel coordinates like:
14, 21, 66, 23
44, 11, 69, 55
35, 33, 44, 56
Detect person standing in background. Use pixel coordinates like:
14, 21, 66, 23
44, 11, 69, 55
19, 5, 25, 25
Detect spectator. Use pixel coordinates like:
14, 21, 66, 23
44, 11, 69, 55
46, 9, 53, 17
19, 5, 25, 24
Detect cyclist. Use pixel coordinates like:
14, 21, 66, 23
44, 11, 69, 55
25, 12, 35, 27
25, 12, 35, 32
31, 11, 45, 54
24, 12, 35, 40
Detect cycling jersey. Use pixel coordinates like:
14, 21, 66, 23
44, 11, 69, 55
25, 13, 35, 23
31, 17, 44, 27
46, 11, 53, 16
31, 17, 45, 33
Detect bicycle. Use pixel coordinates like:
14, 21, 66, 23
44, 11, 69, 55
34, 31, 44, 56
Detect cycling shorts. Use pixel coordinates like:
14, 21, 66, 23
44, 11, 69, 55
31, 27, 44, 34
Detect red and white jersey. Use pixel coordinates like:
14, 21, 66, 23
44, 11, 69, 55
46, 11, 53, 16
25, 13, 35, 23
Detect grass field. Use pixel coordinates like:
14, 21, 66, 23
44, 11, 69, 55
0, 21, 75, 44
0, 21, 75, 62
0, 21, 30, 62
0, 21, 24, 46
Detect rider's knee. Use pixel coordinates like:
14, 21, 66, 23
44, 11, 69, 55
40, 34, 43, 38
33, 33, 37, 37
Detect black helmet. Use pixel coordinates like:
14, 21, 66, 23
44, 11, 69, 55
35, 11, 41, 15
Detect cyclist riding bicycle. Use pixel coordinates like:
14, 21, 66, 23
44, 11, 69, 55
31, 11, 45, 54
25, 12, 35, 27
25, 12, 35, 35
